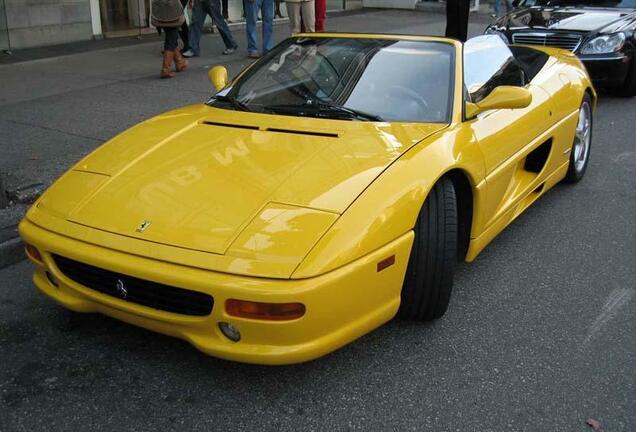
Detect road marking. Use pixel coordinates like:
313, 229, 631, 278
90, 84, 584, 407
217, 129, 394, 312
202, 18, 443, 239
582, 287, 633, 348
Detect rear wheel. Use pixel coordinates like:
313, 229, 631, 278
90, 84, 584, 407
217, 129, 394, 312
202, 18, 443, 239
398, 178, 457, 321
563, 94, 593, 183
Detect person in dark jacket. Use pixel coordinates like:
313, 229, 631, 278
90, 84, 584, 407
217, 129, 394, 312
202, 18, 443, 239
152, 0, 189, 78
445, 0, 470, 42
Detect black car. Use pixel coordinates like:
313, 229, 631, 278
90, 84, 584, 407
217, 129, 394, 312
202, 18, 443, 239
485, 0, 636, 96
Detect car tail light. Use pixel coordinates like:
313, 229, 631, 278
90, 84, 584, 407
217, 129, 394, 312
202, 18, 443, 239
225, 299, 306, 321
24, 243, 43, 263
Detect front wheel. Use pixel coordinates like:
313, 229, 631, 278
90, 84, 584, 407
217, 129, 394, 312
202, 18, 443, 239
563, 94, 593, 183
398, 178, 457, 321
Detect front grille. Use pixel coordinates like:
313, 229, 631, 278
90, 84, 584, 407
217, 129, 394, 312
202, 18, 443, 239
53, 255, 213, 316
512, 33, 582, 52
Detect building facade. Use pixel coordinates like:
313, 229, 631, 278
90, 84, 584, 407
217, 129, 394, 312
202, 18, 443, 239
0, 0, 359, 51
0, 0, 94, 50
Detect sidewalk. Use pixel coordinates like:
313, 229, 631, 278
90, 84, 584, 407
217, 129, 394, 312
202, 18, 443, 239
0, 7, 493, 267
0, 16, 295, 66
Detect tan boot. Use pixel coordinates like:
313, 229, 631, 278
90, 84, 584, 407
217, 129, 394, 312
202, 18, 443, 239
161, 51, 175, 79
174, 48, 188, 72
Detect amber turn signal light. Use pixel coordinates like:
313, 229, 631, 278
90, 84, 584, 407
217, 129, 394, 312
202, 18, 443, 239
24, 243, 43, 263
377, 254, 395, 272
226, 299, 306, 321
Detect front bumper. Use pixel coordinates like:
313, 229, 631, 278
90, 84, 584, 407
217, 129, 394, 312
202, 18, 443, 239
580, 53, 631, 87
19, 218, 413, 365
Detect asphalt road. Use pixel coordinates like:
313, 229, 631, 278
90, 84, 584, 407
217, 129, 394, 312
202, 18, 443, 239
1, 9, 635, 432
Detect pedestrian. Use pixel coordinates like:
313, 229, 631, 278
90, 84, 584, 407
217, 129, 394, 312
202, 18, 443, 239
184, 0, 238, 57
178, 0, 192, 53
274, 0, 283, 18
245, 0, 274, 58
493, 0, 512, 17
152, 0, 189, 78
222, 0, 230, 20
445, 0, 470, 42
286, 0, 315, 34
300, 0, 325, 32
314, 0, 326, 32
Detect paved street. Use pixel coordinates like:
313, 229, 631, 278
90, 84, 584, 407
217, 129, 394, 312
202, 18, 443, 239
1, 8, 635, 432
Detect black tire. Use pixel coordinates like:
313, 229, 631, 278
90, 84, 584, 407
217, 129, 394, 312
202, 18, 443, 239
398, 177, 457, 321
563, 93, 593, 183
608, 55, 636, 98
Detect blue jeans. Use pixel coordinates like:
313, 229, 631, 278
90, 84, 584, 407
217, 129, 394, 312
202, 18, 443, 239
189, 0, 238, 54
245, 0, 274, 54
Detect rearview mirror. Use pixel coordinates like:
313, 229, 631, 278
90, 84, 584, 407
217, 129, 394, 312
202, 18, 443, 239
465, 86, 532, 119
208, 66, 228, 92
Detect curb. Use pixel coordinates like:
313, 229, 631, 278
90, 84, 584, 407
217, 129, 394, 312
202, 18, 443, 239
0, 205, 25, 269
0, 237, 24, 269
0, 175, 8, 209
0, 212, 24, 269
0, 188, 41, 270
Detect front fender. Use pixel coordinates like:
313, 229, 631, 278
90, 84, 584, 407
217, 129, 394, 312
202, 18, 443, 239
291, 125, 485, 279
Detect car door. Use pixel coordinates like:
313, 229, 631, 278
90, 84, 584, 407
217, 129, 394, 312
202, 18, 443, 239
464, 36, 554, 233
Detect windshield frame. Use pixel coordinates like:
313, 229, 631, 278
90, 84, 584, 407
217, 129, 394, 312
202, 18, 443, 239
209, 35, 458, 124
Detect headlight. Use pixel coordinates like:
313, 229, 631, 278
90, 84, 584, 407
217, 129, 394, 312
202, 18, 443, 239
485, 28, 510, 44
580, 33, 626, 55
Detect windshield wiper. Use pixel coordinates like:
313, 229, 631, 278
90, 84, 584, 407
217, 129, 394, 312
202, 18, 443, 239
214, 94, 251, 112
264, 100, 384, 121
314, 102, 385, 122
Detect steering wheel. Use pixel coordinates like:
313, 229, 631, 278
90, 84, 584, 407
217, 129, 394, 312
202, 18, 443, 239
388, 85, 430, 118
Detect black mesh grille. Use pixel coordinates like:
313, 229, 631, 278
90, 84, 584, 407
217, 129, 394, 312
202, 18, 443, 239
511, 33, 582, 52
53, 255, 213, 316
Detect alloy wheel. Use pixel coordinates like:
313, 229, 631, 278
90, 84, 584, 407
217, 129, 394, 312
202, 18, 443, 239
573, 102, 592, 173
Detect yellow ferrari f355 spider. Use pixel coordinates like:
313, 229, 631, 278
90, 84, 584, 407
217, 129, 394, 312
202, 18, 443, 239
20, 34, 595, 364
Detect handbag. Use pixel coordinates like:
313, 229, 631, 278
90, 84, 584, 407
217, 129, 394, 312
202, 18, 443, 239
151, 0, 186, 28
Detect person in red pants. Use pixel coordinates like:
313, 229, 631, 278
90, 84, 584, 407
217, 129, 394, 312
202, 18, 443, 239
314, 0, 326, 32
300, 0, 325, 32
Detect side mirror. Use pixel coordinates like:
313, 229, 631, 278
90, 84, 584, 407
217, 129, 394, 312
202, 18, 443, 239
208, 66, 228, 92
465, 86, 532, 119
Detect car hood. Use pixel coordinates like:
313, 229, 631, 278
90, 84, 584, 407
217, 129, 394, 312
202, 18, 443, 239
38, 104, 446, 259
500, 6, 636, 33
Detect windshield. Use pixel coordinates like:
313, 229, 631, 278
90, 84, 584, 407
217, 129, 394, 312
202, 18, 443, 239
210, 37, 455, 123
464, 35, 526, 103
532, 0, 636, 7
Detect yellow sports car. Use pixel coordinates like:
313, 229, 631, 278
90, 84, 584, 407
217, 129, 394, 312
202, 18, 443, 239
19, 34, 595, 365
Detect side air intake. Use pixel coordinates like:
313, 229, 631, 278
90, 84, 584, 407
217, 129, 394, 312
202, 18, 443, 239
524, 138, 552, 174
